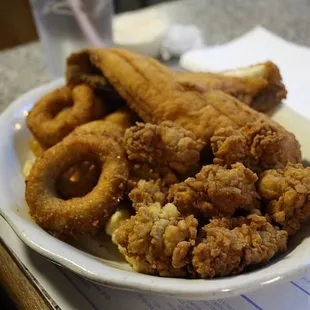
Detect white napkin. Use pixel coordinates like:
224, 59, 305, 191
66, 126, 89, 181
180, 26, 310, 121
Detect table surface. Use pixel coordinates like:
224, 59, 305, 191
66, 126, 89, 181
0, 0, 310, 308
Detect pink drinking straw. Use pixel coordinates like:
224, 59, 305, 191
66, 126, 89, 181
67, 0, 105, 47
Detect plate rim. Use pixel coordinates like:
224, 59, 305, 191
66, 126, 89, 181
0, 79, 309, 300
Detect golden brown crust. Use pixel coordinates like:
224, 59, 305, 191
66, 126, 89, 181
252, 62, 287, 112
258, 163, 310, 235
113, 203, 198, 277
168, 163, 260, 217
129, 179, 167, 210
211, 119, 301, 172
27, 85, 108, 147
67, 50, 286, 114
123, 121, 205, 175
127, 163, 179, 192
53, 107, 135, 200
26, 134, 129, 235
66, 50, 107, 89
70, 106, 136, 141
192, 215, 288, 278
221, 61, 287, 112
176, 71, 268, 109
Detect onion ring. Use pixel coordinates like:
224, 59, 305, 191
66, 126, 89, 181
27, 85, 107, 147
29, 108, 76, 156
54, 107, 135, 200
71, 106, 136, 141
28, 139, 100, 199
25, 134, 129, 235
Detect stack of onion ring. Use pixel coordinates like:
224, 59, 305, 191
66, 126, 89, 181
25, 81, 134, 235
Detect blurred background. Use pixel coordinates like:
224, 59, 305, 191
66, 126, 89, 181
0, 0, 173, 50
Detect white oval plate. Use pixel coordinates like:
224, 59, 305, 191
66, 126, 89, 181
0, 79, 309, 300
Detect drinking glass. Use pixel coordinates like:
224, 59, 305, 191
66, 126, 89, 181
30, 0, 113, 79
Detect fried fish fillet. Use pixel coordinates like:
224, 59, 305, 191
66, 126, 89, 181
177, 61, 287, 112
67, 51, 285, 113
70, 48, 300, 171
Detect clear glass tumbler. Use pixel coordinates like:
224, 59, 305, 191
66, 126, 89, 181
30, 0, 113, 79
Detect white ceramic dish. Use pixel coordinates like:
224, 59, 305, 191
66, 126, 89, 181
0, 79, 309, 300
